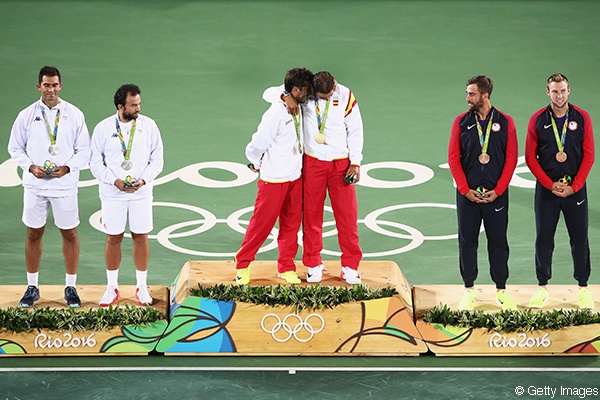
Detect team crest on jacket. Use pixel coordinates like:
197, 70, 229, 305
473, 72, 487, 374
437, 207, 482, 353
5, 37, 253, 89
568, 121, 578, 131
492, 122, 501, 132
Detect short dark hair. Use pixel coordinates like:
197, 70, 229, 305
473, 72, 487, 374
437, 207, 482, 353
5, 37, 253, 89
38, 66, 61, 84
313, 71, 335, 94
466, 75, 493, 97
114, 84, 141, 109
547, 73, 569, 89
284, 68, 313, 94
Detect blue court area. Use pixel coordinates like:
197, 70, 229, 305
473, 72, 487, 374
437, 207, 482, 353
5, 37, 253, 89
1, 1, 600, 399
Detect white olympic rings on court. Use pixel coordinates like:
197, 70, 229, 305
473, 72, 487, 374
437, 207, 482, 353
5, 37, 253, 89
89, 201, 461, 257
260, 313, 325, 343
85, 160, 466, 257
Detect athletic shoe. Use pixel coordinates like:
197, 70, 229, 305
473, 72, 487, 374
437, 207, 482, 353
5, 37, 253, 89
458, 289, 476, 311
99, 287, 120, 307
528, 287, 548, 308
236, 267, 250, 285
278, 271, 301, 284
306, 264, 325, 283
340, 266, 361, 285
64, 286, 81, 308
19, 285, 40, 308
579, 287, 595, 309
136, 287, 153, 306
496, 290, 518, 311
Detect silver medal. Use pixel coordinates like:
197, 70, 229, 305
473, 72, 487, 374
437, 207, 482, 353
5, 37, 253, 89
121, 160, 133, 170
48, 144, 60, 155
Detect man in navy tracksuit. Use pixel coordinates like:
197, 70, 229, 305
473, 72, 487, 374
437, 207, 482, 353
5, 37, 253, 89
448, 75, 518, 311
526, 73, 595, 309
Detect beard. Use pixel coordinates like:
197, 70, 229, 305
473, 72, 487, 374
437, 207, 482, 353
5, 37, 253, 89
468, 99, 484, 112
121, 111, 138, 121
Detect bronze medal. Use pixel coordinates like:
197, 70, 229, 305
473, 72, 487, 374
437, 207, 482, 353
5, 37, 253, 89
298, 143, 303, 155
315, 133, 326, 144
556, 151, 567, 163
478, 153, 490, 164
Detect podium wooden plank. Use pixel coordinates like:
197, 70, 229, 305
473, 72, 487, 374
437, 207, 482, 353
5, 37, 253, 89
0, 285, 169, 357
0, 285, 169, 311
414, 284, 600, 356
161, 260, 427, 356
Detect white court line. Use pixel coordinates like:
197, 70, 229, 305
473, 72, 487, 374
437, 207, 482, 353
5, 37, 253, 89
1, 367, 600, 373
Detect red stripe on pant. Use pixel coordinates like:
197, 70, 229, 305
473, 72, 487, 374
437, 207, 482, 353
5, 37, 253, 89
301, 155, 362, 270
235, 177, 302, 273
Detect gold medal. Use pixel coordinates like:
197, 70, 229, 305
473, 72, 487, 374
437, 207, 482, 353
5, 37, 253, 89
478, 153, 490, 164
315, 133, 326, 144
556, 151, 567, 163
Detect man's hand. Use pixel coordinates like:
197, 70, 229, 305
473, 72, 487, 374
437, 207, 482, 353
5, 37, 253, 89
346, 165, 360, 184
114, 178, 139, 193
284, 95, 299, 116
50, 165, 70, 178
552, 182, 574, 198
29, 165, 47, 179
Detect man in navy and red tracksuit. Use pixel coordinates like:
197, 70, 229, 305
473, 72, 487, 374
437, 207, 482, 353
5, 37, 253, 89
526, 73, 595, 309
448, 75, 518, 311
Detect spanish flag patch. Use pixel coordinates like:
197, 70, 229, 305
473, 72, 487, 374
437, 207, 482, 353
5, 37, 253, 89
333, 100, 339, 106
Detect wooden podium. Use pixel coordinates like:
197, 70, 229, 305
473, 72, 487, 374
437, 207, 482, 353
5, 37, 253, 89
414, 285, 600, 356
0, 285, 169, 356
157, 260, 427, 356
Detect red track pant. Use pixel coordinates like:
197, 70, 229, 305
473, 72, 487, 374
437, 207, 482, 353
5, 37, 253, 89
301, 155, 362, 270
235, 177, 302, 273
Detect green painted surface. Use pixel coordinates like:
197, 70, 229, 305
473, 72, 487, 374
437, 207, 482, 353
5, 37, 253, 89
1, 0, 600, 397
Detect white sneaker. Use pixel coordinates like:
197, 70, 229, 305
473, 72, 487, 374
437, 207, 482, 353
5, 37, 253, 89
136, 286, 153, 306
306, 264, 325, 283
99, 286, 120, 307
340, 266, 362, 285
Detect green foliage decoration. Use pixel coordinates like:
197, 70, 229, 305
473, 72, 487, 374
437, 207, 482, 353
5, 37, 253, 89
190, 283, 399, 312
0, 304, 164, 333
423, 304, 600, 333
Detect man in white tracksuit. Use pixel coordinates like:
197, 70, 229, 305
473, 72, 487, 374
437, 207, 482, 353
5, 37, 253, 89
8, 65, 90, 308
234, 68, 314, 285
90, 83, 164, 306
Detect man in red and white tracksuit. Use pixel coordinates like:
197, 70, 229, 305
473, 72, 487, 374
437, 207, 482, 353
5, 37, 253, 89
234, 68, 314, 285
263, 71, 364, 284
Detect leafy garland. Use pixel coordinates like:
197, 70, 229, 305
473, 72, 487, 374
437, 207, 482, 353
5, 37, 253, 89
191, 283, 399, 312
424, 304, 600, 333
0, 304, 164, 333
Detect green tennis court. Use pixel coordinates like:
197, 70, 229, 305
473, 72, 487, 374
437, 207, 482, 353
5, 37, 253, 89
1, 1, 600, 398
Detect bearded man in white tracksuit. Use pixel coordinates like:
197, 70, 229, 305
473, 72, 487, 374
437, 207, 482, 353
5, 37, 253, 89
234, 68, 314, 286
90, 83, 164, 306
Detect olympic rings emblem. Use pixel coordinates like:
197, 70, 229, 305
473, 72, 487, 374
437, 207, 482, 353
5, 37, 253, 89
260, 313, 325, 343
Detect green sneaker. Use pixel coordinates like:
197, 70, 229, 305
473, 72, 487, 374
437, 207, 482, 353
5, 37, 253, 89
236, 267, 250, 285
458, 289, 476, 311
278, 271, 301, 284
528, 287, 548, 308
496, 290, 518, 311
579, 287, 595, 309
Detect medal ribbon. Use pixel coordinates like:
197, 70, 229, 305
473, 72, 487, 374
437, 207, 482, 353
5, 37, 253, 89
550, 111, 569, 153
475, 109, 494, 155
40, 105, 60, 145
115, 118, 136, 161
315, 98, 331, 136
292, 108, 302, 149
